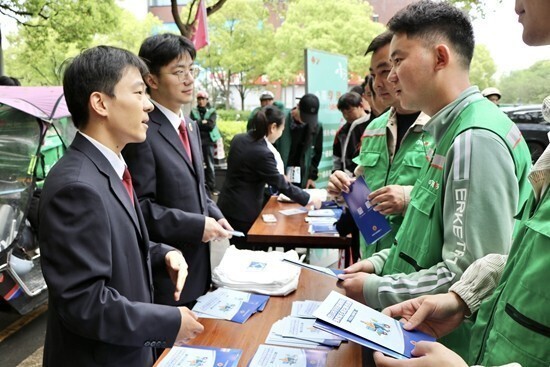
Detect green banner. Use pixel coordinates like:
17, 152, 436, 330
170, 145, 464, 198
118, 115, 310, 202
305, 49, 348, 188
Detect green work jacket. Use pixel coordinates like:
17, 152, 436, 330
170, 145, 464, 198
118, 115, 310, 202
469, 188, 550, 366
353, 109, 432, 259
381, 95, 532, 358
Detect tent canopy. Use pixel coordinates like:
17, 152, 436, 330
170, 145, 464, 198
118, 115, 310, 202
0, 86, 70, 120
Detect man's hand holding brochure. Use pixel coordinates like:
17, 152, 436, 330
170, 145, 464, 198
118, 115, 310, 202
312, 291, 435, 359
342, 176, 391, 244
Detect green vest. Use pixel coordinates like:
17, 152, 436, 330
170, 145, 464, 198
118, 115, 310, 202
353, 110, 433, 258
469, 189, 550, 366
191, 107, 215, 121
191, 107, 220, 141
383, 98, 532, 357
274, 109, 321, 187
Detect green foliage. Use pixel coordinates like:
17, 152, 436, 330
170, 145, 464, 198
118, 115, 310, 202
197, 0, 275, 109
217, 119, 247, 153
470, 44, 497, 90
498, 60, 550, 104
4, 4, 160, 85
93, 13, 162, 55
267, 0, 385, 84
448, 0, 504, 18
217, 109, 249, 121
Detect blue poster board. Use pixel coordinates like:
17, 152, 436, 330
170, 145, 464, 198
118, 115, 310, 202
305, 49, 348, 188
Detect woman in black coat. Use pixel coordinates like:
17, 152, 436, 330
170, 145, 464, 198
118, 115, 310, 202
217, 106, 313, 249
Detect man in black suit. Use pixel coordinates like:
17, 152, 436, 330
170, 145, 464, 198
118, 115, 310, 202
123, 34, 232, 307
39, 46, 204, 367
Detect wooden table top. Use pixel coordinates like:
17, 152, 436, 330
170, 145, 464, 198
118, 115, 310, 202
246, 197, 351, 248
154, 270, 363, 367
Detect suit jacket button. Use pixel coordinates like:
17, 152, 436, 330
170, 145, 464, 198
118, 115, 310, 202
151, 341, 157, 347
161, 341, 167, 347
144, 341, 150, 347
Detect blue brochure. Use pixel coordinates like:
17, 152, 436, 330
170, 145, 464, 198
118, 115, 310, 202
282, 258, 344, 279
157, 345, 242, 367
342, 176, 391, 244
193, 288, 270, 323
248, 345, 328, 367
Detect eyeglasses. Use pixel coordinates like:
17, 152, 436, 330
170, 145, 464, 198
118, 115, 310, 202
164, 65, 200, 82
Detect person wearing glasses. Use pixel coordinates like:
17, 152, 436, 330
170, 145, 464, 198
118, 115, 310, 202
123, 33, 233, 310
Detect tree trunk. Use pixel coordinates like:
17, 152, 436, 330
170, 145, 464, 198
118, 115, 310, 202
170, 0, 230, 39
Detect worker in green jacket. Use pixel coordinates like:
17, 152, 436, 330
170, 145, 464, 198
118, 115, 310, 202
274, 93, 323, 189
368, 1, 550, 366
330, 31, 433, 262
335, 1, 532, 359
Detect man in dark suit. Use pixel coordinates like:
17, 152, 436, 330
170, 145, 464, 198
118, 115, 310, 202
39, 46, 204, 367
123, 34, 232, 307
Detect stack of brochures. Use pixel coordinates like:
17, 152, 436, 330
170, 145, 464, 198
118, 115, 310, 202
212, 245, 301, 296
156, 345, 242, 367
306, 209, 343, 234
291, 300, 322, 318
312, 291, 436, 359
248, 345, 328, 367
265, 316, 345, 349
191, 288, 269, 324
264, 299, 346, 349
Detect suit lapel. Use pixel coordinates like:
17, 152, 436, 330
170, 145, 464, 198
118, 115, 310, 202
151, 109, 195, 173
72, 134, 143, 239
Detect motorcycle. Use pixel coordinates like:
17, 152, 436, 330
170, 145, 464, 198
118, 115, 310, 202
0, 86, 74, 314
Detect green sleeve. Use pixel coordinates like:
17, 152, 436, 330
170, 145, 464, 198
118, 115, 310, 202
363, 130, 518, 309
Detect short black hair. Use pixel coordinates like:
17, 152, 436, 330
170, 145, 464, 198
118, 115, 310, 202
349, 85, 364, 96
62, 45, 148, 129
139, 33, 196, 75
364, 30, 394, 56
387, 0, 474, 69
251, 105, 285, 141
0, 75, 21, 86
337, 92, 363, 111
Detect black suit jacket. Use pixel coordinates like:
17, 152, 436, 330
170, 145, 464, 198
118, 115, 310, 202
218, 132, 310, 228
123, 108, 223, 305
39, 134, 181, 367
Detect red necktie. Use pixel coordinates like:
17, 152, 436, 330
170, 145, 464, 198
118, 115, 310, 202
178, 121, 193, 163
122, 167, 134, 205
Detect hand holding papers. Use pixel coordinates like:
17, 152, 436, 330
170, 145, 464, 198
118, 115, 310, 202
313, 291, 435, 359
342, 176, 391, 244
228, 230, 245, 237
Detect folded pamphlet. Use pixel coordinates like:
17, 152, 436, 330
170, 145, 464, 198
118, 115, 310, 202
156, 345, 241, 367
342, 176, 391, 244
281, 258, 343, 279
248, 345, 328, 367
313, 291, 435, 359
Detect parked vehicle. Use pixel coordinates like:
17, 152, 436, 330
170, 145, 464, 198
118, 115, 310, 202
501, 104, 550, 162
0, 86, 74, 314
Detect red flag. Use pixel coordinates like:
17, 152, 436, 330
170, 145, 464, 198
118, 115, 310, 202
192, 0, 209, 50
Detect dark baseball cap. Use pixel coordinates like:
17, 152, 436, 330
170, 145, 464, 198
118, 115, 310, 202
298, 93, 319, 125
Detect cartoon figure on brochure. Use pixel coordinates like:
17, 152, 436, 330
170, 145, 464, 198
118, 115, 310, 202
280, 354, 298, 365
361, 319, 391, 336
